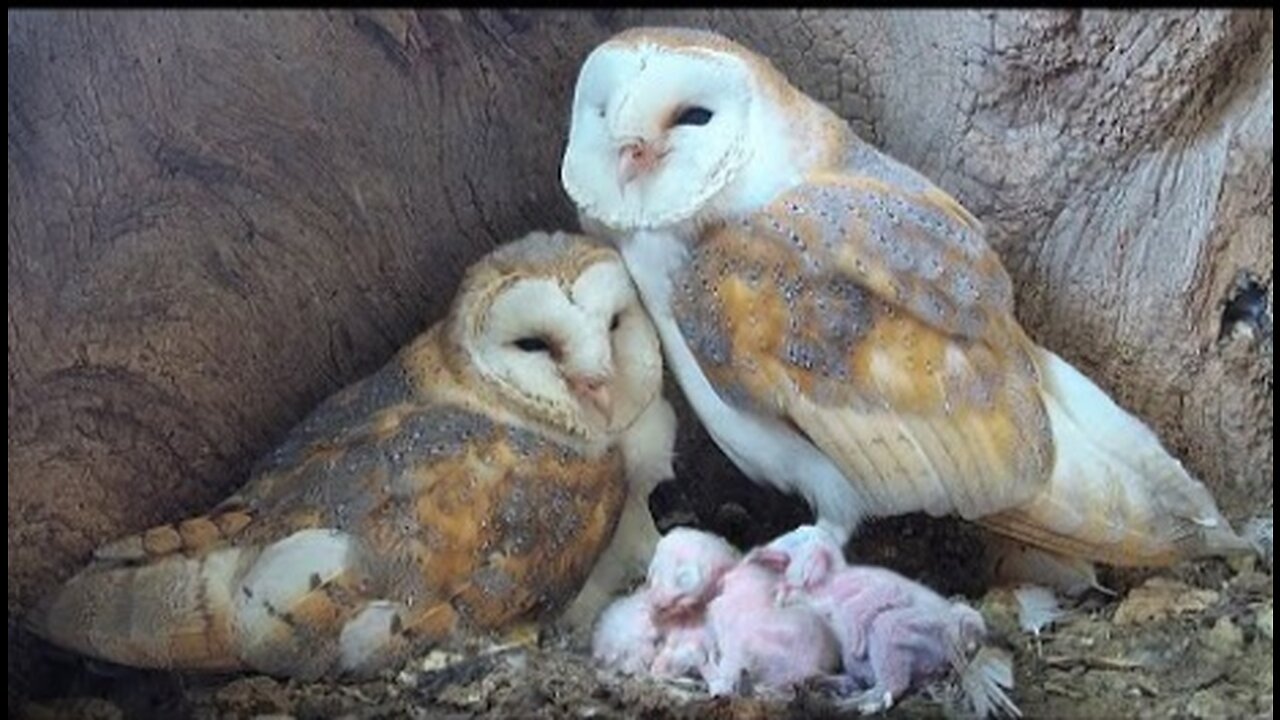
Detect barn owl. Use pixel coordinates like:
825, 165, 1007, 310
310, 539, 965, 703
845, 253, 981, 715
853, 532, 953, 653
560, 27, 1250, 577
32, 231, 674, 680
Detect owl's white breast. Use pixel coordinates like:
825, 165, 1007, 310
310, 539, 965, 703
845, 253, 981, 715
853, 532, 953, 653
615, 230, 866, 539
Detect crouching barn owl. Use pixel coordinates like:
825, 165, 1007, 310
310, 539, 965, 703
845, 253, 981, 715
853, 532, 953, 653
560, 27, 1250, 579
33, 231, 675, 679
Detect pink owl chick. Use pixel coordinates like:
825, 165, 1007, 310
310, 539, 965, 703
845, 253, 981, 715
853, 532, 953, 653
750, 525, 1020, 718
644, 526, 742, 624
591, 590, 661, 675
593, 527, 738, 677
650, 622, 716, 680
702, 559, 840, 697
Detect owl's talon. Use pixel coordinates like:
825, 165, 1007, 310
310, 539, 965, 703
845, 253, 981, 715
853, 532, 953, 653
845, 687, 895, 715
490, 622, 541, 653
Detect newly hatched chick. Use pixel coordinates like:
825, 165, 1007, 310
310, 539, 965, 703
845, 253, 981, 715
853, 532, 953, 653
593, 527, 736, 677
703, 560, 840, 697
753, 525, 1019, 717
650, 622, 715, 680
592, 591, 661, 675
645, 527, 741, 622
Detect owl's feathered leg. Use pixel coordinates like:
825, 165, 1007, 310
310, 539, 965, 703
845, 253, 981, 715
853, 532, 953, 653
815, 517, 855, 548
559, 494, 661, 633
561, 398, 676, 631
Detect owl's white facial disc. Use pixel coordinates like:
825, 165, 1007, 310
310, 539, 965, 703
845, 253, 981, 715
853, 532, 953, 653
471, 258, 661, 437
562, 43, 755, 232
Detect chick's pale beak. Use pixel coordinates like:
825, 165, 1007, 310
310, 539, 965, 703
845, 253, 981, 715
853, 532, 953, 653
568, 373, 613, 420
746, 548, 791, 572
618, 141, 664, 186
649, 594, 694, 624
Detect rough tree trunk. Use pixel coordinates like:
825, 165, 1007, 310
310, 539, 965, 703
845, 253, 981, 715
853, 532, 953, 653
7, 9, 1272, 705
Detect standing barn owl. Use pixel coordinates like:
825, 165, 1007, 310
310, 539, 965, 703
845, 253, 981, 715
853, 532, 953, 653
560, 27, 1250, 581
33, 231, 675, 679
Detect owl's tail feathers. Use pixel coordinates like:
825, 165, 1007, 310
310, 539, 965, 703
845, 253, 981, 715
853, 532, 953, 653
562, 398, 674, 633
980, 348, 1252, 568
31, 546, 250, 672
31, 526, 416, 680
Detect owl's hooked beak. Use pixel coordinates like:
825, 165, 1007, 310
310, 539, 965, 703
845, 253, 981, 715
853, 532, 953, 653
617, 140, 667, 187
567, 373, 614, 422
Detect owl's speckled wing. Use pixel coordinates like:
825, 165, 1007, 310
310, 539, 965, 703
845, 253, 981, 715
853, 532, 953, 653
231, 366, 629, 634
672, 172, 1054, 519
39, 333, 628, 676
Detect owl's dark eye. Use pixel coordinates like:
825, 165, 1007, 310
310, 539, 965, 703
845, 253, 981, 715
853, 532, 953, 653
609, 313, 622, 332
513, 336, 551, 353
673, 106, 714, 126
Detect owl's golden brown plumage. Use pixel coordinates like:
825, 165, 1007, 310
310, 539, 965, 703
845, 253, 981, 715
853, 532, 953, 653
34, 231, 675, 679
561, 27, 1250, 579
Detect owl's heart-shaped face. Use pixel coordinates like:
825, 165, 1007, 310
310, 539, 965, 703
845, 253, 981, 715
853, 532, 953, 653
561, 36, 757, 231
451, 233, 663, 442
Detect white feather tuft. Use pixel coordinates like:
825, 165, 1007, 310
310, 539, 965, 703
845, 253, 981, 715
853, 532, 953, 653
959, 646, 1021, 719
1243, 516, 1273, 568
1013, 585, 1064, 637
339, 601, 406, 674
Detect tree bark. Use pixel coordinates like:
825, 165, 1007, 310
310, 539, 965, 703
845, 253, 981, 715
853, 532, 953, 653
7, 9, 1272, 702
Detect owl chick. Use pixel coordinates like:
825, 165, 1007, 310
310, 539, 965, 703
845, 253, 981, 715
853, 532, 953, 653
752, 525, 1018, 717
591, 590, 662, 676
561, 27, 1250, 576
32, 231, 674, 680
592, 527, 736, 679
645, 526, 741, 622
702, 558, 841, 698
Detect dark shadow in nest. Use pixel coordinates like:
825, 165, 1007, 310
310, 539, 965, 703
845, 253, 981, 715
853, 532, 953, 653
14, 640, 216, 719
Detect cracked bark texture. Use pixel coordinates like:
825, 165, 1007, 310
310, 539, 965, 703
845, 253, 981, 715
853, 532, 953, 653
7, 9, 1273, 702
